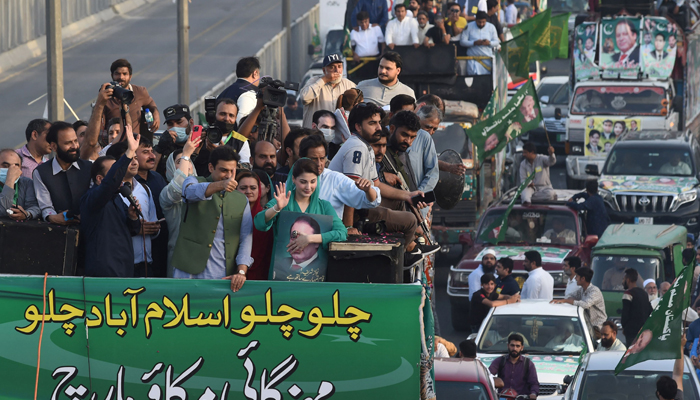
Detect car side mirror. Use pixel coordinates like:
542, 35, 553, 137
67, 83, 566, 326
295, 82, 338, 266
540, 95, 550, 104
584, 164, 600, 176
554, 107, 562, 120
556, 384, 567, 394
584, 235, 599, 248
467, 333, 477, 341
307, 44, 315, 56
563, 375, 573, 385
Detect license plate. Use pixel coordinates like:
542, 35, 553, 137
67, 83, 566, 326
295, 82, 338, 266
635, 217, 653, 224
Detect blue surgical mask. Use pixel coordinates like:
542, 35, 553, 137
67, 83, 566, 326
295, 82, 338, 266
172, 127, 188, 144
0, 168, 16, 187
320, 128, 335, 143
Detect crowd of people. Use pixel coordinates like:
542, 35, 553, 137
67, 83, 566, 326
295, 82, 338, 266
4, 54, 475, 290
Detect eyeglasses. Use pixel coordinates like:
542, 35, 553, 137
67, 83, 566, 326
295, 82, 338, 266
449, 9, 460, 13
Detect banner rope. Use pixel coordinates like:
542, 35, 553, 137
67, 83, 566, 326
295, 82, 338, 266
33, 273, 48, 400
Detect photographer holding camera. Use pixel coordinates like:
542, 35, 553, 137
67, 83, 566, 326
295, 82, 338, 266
193, 98, 251, 177
81, 83, 134, 161
299, 54, 356, 128
102, 59, 159, 138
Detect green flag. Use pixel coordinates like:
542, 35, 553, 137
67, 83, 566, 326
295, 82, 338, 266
579, 340, 588, 365
614, 262, 693, 374
511, 8, 552, 63
478, 173, 535, 244
467, 79, 543, 163
550, 13, 570, 59
502, 31, 530, 84
483, 52, 509, 120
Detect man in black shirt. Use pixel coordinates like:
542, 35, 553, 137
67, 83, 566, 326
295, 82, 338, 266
496, 257, 520, 296
621, 268, 653, 347
425, 14, 449, 47
469, 274, 520, 333
486, 0, 504, 42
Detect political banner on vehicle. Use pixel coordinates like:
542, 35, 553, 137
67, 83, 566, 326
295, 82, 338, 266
467, 79, 543, 163
0, 276, 422, 399
510, 8, 552, 63
584, 117, 641, 156
615, 259, 692, 374
550, 12, 570, 59
478, 172, 535, 245
687, 36, 700, 126
574, 22, 599, 81
641, 17, 679, 79
483, 52, 509, 120
600, 17, 643, 79
502, 31, 531, 84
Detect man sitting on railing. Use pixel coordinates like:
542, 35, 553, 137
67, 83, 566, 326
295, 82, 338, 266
460, 11, 500, 76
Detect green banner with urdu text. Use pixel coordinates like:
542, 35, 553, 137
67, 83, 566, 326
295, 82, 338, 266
502, 31, 531, 84
467, 79, 543, 163
0, 276, 422, 399
550, 13, 570, 59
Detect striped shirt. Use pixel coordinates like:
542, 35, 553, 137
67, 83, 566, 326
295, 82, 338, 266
571, 283, 607, 328
16, 145, 49, 179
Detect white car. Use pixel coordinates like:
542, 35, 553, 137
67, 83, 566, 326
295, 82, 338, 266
558, 351, 700, 399
471, 300, 596, 397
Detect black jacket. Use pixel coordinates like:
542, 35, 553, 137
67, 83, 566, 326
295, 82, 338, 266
621, 286, 652, 338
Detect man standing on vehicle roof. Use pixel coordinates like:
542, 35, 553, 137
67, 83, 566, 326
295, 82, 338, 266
496, 257, 521, 296
621, 268, 653, 347
519, 142, 556, 206
552, 267, 607, 336
521, 250, 554, 300
488, 334, 540, 399
469, 248, 497, 300
566, 180, 610, 238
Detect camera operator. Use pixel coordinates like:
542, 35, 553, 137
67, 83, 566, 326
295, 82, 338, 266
299, 54, 356, 128
102, 59, 159, 138
152, 104, 201, 178
193, 98, 251, 177
217, 57, 261, 124
81, 83, 133, 161
81, 128, 142, 277
238, 97, 290, 162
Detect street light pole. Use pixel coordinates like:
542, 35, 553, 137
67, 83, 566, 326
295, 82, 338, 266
283, 0, 291, 81
177, 0, 190, 104
46, 0, 64, 121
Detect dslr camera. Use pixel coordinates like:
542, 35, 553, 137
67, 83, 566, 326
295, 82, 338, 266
354, 218, 387, 235
203, 97, 224, 144
106, 81, 134, 104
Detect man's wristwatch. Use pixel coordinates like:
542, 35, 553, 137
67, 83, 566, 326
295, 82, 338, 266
238, 270, 246, 276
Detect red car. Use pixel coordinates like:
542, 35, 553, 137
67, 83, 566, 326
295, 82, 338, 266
447, 194, 600, 331
435, 358, 499, 399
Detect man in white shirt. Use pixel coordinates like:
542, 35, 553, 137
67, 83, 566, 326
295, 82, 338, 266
416, 11, 433, 44
660, 153, 692, 176
298, 134, 381, 219
505, 0, 517, 25
468, 249, 498, 300
563, 256, 583, 298
385, 4, 420, 49
460, 12, 500, 75
351, 11, 386, 62
521, 250, 554, 300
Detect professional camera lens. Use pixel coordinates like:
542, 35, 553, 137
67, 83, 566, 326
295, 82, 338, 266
109, 81, 134, 104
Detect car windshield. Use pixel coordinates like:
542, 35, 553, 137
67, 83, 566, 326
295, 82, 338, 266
579, 371, 699, 399
538, 82, 565, 103
603, 147, 695, 177
548, 0, 587, 13
435, 382, 491, 399
571, 86, 666, 116
591, 256, 660, 292
551, 84, 571, 105
476, 209, 578, 245
478, 315, 585, 354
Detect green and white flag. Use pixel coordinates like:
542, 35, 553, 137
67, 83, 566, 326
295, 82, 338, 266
614, 258, 693, 374
550, 13, 570, 59
478, 172, 535, 244
467, 79, 543, 163
511, 9, 552, 63
502, 31, 531, 84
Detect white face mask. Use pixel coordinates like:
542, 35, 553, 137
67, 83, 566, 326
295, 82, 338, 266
319, 128, 336, 143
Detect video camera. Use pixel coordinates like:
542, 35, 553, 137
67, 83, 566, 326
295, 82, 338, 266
203, 97, 224, 144
257, 77, 299, 107
106, 81, 134, 104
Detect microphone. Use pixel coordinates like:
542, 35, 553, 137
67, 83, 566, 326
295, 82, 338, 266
119, 182, 143, 219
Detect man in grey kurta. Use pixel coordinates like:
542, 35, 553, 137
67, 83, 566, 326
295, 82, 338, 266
519, 142, 556, 204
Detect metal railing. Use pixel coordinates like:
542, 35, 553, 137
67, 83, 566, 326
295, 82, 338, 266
0, 0, 133, 53
189, 4, 319, 117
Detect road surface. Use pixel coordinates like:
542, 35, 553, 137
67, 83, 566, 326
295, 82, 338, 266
0, 0, 317, 149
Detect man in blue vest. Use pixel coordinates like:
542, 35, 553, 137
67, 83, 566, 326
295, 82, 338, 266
172, 146, 253, 292
217, 57, 260, 124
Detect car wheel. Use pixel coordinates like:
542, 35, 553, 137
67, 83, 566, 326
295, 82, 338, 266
450, 301, 471, 331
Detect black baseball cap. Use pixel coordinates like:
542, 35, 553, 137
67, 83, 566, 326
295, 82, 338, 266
323, 53, 343, 67
162, 104, 191, 123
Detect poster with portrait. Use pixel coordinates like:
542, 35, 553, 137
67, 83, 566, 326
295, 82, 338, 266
273, 211, 333, 282
641, 17, 678, 79
584, 117, 641, 156
688, 36, 700, 127
574, 22, 600, 81
600, 17, 643, 79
